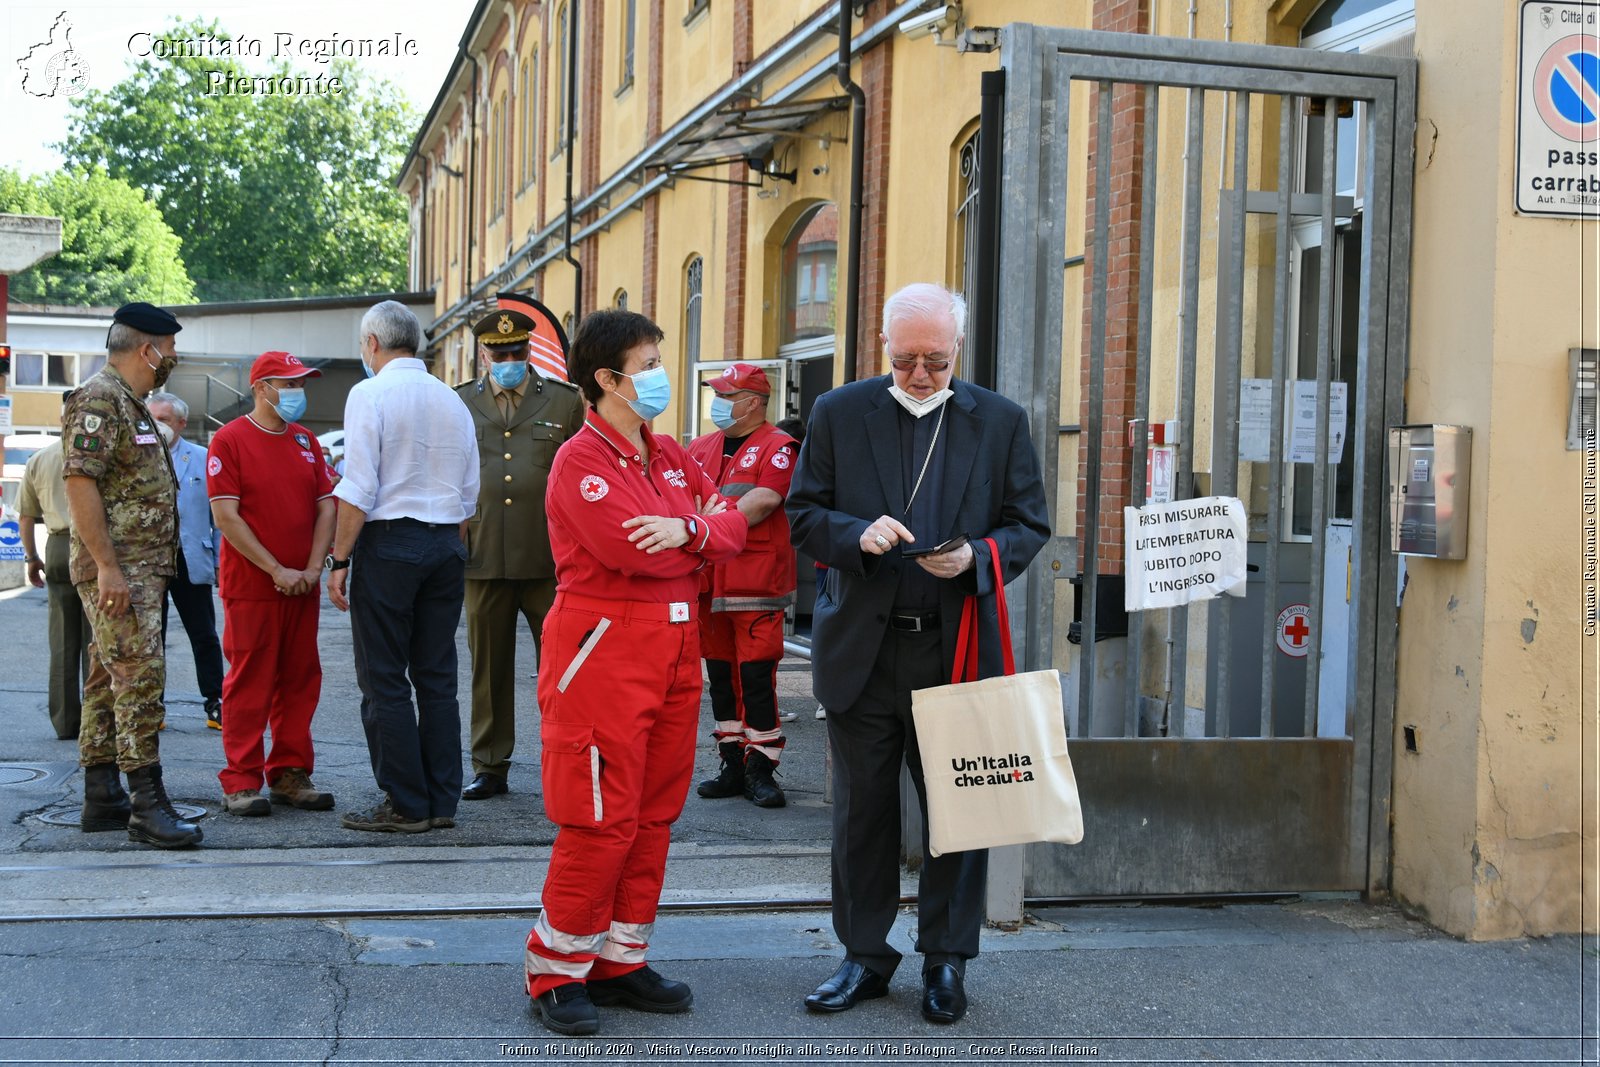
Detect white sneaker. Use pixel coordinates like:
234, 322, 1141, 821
815, 705, 827, 720
778, 710, 798, 723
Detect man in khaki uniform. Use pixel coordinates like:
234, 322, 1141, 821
63, 301, 202, 849
18, 392, 88, 740
456, 307, 584, 800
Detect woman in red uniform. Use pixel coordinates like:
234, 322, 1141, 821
525, 309, 747, 1035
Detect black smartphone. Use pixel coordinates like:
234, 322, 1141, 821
902, 533, 970, 558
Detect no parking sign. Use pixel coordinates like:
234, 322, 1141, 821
1517, 0, 1600, 218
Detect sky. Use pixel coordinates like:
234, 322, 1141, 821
3, 1, 479, 177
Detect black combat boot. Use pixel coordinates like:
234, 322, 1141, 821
126, 764, 203, 849
80, 763, 132, 833
696, 741, 745, 799
743, 750, 787, 809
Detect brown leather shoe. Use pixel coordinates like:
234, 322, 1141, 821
269, 769, 335, 811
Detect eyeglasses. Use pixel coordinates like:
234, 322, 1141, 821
888, 353, 953, 373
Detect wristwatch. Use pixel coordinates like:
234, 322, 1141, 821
324, 553, 350, 571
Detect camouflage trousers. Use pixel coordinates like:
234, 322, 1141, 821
76, 573, 169, 771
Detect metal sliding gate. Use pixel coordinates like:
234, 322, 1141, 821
994, 28, 1415, 897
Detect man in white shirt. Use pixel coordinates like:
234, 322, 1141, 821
326, 300, 480, 833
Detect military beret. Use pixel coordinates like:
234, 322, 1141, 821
111, 302, 182, 338
473, 309, 535, 349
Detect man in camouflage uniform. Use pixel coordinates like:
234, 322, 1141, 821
62, 301, 203, 849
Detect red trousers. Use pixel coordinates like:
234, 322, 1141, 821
218, 594, 321, 795
524, 595, 703, 998
699, 602, 786, 763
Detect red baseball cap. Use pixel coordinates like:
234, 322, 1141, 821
249, 351, 323, 384
702, 363, 771, 396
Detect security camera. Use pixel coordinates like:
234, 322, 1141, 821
898, 4, 960, 41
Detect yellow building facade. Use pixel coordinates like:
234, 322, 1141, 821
401, 0, 1596, 940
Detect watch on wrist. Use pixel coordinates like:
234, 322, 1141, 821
324, 554, 350, 571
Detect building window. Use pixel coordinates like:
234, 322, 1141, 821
614, 288, 629, 310
489, 100, 502, 217
780, 203, 837, 345
554, 4, 578, 155
619, 0, 637, 91
684, 0, 709, 27
10, 351, 103, 389
684, 256, 703, 362
521, 55, 537, 186
952, 126, 981, 381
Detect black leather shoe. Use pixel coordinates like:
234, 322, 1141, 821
461, 772, 507, 800
587, 965, 693, 1013
921, 964, 967, 1023
532, 982, 599, 1035
804, 960, 889, 1013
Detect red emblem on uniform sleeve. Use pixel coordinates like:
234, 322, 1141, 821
771, 450, 791, 470
207, 456, 222, 477
579, 474, 609, 501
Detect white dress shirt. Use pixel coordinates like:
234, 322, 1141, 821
333, 357, 480, 523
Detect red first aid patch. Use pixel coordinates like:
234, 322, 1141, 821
771, 450, 791, 470
579, 474, 609, 502
208, 456, 222, 477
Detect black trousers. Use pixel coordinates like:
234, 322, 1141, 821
162, 547, 224, 703
824, 625, 989, 979
349, 520, 466, 821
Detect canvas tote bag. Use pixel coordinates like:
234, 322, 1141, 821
911, 538, 1084, 857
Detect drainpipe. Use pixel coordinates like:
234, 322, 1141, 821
563, 0, 583, 321
467, 56, 479, 310
836, 1, 866, 382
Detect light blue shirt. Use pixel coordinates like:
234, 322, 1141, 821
170, 436, 216, 585
333, 357, 479, 523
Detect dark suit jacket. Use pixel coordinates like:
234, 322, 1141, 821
786, 376, 1051, 712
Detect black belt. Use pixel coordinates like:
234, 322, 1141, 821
889, 611, 941, 633
367, 517, 457, 530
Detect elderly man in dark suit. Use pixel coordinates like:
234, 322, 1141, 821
786, 282, 1050, 1025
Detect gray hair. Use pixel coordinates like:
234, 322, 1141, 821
881, 283, 967, 343
360, 300, 423, 355
107, 322, 159, 356
146, 391, 189, 420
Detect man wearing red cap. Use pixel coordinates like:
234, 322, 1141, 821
206, 351, 338, 817
687, 363, 798, 808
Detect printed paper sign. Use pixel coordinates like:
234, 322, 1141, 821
1238, 379, 1348, 463
1124, 495, 1249, 611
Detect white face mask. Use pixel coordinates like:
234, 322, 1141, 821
156, 420, 176, 446
887, 384, 953, 418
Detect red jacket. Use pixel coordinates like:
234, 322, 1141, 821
547, 411, 747, 603
687, 421, 797, 611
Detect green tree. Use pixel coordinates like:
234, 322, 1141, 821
0, 167, 196, 306
59, 19, 416, 301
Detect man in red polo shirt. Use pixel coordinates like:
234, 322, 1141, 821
207, 351, 338, 816
687, 363, 798, 809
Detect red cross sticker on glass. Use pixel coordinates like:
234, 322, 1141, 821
1276, 604, 1312, 659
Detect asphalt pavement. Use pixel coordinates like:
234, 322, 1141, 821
0, 581, 1593, 1065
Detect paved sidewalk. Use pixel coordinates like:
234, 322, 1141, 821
0, 582, 1594, 1064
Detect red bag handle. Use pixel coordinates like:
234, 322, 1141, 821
950, 537, 1015, 684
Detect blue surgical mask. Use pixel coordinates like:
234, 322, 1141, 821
709, 395, 738, 430
620, 365, 671, 421
271, 384, 307, 424
490, 359, 529, 389
360, 358, 375, 379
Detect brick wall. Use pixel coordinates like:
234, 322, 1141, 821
1077, 0, 1149, 573
642, 0, 665, 320
853, 0, 894, 378
723, 0, 755, 358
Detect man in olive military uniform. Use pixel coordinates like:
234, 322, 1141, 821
62, 301, 203, 849
456, 306, 584, 800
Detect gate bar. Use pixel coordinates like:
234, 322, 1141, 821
1168, 87, 1207, 736
1078, 79, 1116, 739
1126, 81, 1160, 739
1209, 90, 1251, 738
1053, 54, 1386, 103
1305, 100, 1339, 736
1262, 93, 1298, 738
